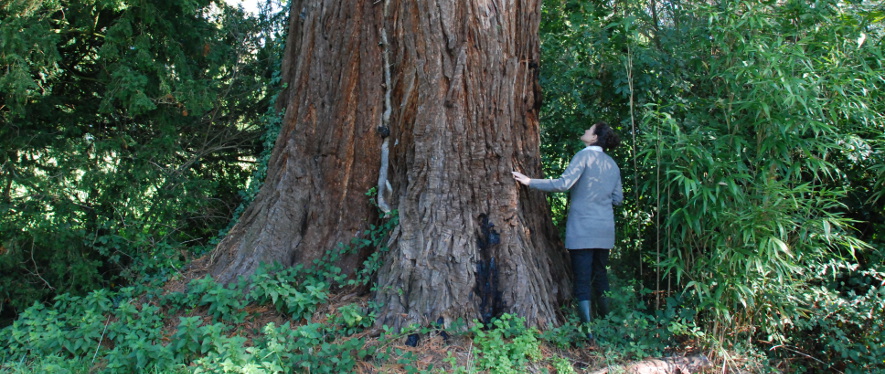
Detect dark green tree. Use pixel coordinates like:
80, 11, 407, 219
0, 0, 284, 324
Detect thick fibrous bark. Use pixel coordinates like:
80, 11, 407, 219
373, 0, 568, 330
207, 0, 385, 283
206, 0, 569, 329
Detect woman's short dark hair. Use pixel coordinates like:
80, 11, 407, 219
593, 122, 621, 151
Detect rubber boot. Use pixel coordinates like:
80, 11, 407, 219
577, 300, 595, 342
577, 300, 592, 323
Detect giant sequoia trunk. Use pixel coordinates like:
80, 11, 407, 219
206, 0, 570, 329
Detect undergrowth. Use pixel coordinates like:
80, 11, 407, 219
0, 220, 709, 374
0, 267, 704, 373
0, 281, 694, 374
1, 208, 880, 373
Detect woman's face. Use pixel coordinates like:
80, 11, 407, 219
581, 124, 598, 145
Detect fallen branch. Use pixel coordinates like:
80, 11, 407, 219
589, 355, 712, 374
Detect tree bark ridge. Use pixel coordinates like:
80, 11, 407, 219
374, 0, 568, 330
205, 0, 569, 330
206, 0, 385, 283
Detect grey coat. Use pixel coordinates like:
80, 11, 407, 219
529, 146, 623, 249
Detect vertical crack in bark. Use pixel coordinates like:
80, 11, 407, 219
475, 213, 504, 324
444, 45, 467, 108
376, 0, 393, 214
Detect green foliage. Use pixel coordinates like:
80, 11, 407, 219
590, 286, 700, 361
186, 276, 249, 323
0, 355, 96, 374
2, 288, 181, 372
0, 258, 373, 373
470, 314, 543, 374
216, 72, 286, 243
0, 239, 705, 373
3, 289, 115, 359
332, 303, 375, 335
538, 322, 583, 350
184, 318, 367, 374
635, 0, 882, 343
536, 278, 704, 365
550, 356, 577, 374
0, 254, 713, 374
351, 206, 400, 288
0, 0, 882, 372
540, 0, 884, 370
788, 262, 885, 373
248, 264, 329, 321
260, 204, 400, 292
0, 0, 286, 323
371, 324, 425, 369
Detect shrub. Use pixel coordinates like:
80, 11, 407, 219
471, 314, 543, 374
791, 263, 885, 373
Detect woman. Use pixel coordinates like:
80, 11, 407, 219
512, 122, 623, 339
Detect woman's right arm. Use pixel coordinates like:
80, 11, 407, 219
527, 152, 585, 192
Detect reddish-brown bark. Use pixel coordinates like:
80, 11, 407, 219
206, 0, 570, 329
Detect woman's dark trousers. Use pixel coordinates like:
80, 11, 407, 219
570, 248, 611, 322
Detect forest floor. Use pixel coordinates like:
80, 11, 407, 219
157, 274, 742, 374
